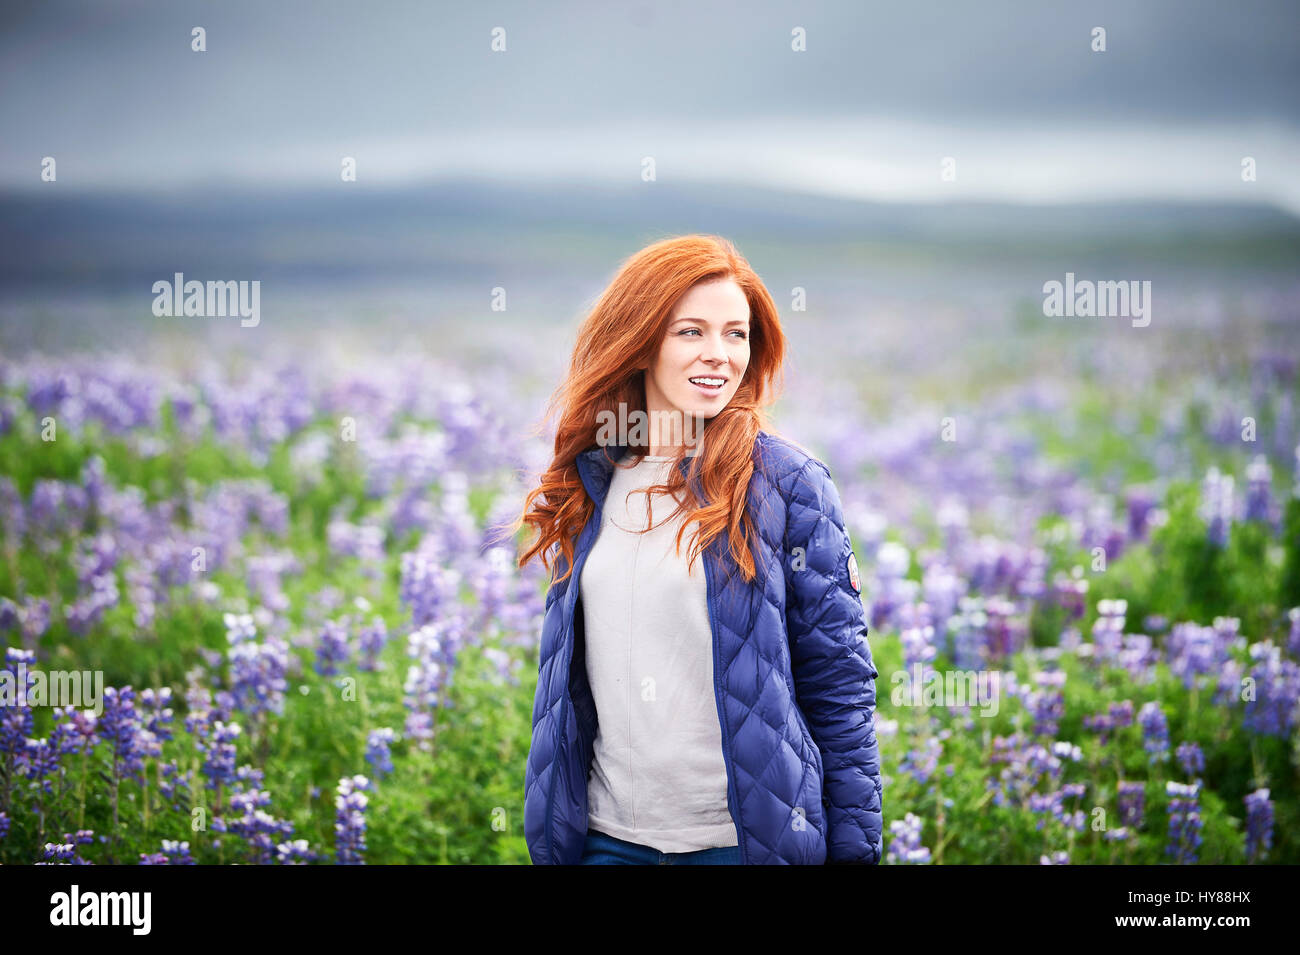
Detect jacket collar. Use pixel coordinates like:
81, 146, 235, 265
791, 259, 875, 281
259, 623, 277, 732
576, 428, 772, 509
576, 441, 701, 510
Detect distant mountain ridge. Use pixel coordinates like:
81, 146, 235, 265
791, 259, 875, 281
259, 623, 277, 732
1, 179, 1297, 291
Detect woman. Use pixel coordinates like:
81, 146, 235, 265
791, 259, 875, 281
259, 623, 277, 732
513, 234, 882, 865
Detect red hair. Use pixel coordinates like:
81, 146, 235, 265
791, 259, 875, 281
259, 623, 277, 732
511, 234, 789, 588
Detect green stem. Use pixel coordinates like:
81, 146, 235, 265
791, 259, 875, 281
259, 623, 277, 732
76, 747, 88, 829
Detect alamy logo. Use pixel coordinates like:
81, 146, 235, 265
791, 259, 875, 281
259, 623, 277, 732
1042, 271, 1151, 328
49, 885, 151, 935
891, 663, 1001, 717
152, 272, 260, 327
0, 662, 103, 716
594, 403, 705, 456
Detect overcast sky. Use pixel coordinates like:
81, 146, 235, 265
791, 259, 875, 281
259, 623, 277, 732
2, 0, 1298, 209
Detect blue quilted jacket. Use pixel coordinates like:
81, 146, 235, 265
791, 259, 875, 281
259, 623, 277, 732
524, 429, 883, 864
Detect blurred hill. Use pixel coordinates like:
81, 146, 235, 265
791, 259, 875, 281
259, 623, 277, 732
2, 180, 1298, 297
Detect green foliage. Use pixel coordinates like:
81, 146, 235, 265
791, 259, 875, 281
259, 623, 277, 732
2, 380, 1297, 866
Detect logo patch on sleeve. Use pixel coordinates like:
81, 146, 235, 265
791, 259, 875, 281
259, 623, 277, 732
846, 550, 861, 594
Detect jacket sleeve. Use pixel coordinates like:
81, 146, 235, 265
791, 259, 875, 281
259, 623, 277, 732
784, 458, 883, 865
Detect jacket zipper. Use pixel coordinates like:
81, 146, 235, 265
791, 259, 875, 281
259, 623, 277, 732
704, 549, 748, 864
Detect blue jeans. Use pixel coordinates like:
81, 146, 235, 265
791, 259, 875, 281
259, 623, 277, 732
579, 829, 742, 865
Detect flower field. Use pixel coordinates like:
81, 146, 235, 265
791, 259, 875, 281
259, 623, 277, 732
1, 282, 1298, 864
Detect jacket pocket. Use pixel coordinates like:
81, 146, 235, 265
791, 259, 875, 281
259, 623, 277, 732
787, 692, 825, 835
781, 627, 826, 834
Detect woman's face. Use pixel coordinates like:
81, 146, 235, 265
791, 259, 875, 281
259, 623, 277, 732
643, 277, 751, 437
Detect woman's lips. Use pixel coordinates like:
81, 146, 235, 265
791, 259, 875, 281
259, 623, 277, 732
689, 377, 726, 396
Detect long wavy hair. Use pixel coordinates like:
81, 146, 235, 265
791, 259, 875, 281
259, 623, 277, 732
510, 234, 789, 590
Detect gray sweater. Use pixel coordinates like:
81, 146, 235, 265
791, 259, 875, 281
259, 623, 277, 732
579, 452, 738, 851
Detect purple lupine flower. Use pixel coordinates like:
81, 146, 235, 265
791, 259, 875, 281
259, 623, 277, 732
198, 721, 242, 790
138, 840, 196, 865
1051, 568, 1089, 622
481, 646, 523, 686
868, 542, 917, 635
357, 616, 389, 672
39, 843, 90, 864
402, 618, 467, 751
245, 553, 296, 614
45, 712, 79, 764
16, 737, 60, 794
0, 598, 18, 633
1016, 547, 1050, 602
885, 812, 931, 864
0, 811, 9, 839
988, 735, 1073, 810
80, 455, 108, 517
38, 829, 94, 865
1138, 701, 1170, 765
1165, 780, 1203, 864
96, 686, 148, 786
1125, 484, 1158, 541
1039, 851, 1070, 864
1025, 670, 1066, 737
1243, 455, 1275, 526
65, 571, 120, 636
1028, 787, 1086, 833
1088, 598, 1126, 667
364, 728, 397, 779
982, 596, 1027, 662
224, 612, 289, 720
1083, 700, 1134, 746
1119, 632, 1158, 685
327, 520, 385, 575
138, 688, 175, 744
19, 597, 51, 646
53, 705, 98, 756
1143, 614, 1169, 635
335, 774, 372, 865
899, 734, 944, 785
1176, 740, 1205, 780
1118, 780, 1145, 830
159, 760, 194, 811
0, 476, 24, 545
1199, 466, 1234, 547
919, 556, 966, 637
222, 784, 295, 864
315, 617, 352, 678
1166, 621, 1223, 690
899, 623, 937, 674
469, 546, 515, 634
385, 486, 438, 539
1241, 640, 1300, 738
1, 648, 36, 755
949, 597, 989, 671
399, 549, 463, 629
1292, 443, 1300, 499
276, 839, 316, 864
1244, 788, 1273, 862
1081, 494, 1126, 567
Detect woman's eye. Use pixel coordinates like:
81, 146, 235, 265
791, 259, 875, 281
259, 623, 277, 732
679, 328, 748, 339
